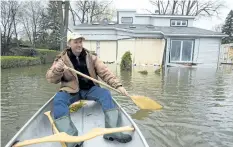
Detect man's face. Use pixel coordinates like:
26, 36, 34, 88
69, 38, 83, 55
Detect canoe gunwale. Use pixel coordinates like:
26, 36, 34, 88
5, 96, 149, 147
112, 99, 149, 147
5, 96, 55, 147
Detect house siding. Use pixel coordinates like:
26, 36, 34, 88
118, 38, 165, 65
152, 18, 171, 27
118, 11, 136, 24
84, 40, 116, 62
134, 38, 165, 65
84, 39, 165, 65
117, 39, 136, 63
166, 37, 221, 67
188, 19, 194, 27
99, 41, 117, 62
196, 38, 221, 67
134, 17, 151, 24
83, 40, 97, 52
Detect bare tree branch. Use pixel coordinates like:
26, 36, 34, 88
70, 0, 114, 24
1, 1, 21, 54
171, 0, 178, 15
150, 0, 225, 17
164, 0, 170, 14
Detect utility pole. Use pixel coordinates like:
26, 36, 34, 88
59, 0, 70, 51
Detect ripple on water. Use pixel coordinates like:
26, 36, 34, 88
1, 65, 233, 147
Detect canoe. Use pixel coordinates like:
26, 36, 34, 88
5, 96, 149, 147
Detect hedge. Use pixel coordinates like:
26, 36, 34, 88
1, 56, 41, 69
1, 49, 60, 69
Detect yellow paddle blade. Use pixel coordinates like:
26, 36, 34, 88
130, 96, 162, 110
13, 126, 134, 147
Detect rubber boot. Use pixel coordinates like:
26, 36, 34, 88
103, 108, 132, 143
54, 115, 83, 147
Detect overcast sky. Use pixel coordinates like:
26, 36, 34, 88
112, 0, 233, 30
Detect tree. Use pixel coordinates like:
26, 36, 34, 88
222, 10, 233, 44
36, 1, 62, 50
212, 23, 223, 32
18, 1, 44, 49
1, 1, 20, 55
70, 0, 114, 25
149, 0, 225, 17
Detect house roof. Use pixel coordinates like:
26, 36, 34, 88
135, 14, 196, 19
74, 23, 227, 38
159, 26, 227, 37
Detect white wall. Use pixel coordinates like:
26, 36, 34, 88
99, 41, 117, 62
134, 38, 165, 65
117, 39, 136, 63
188, 19, 194, 27
117, 38, 165, 65
152, 18, 171, 26
193, 38, 200, 63
134, 16, 151, 24
150, 17, 194, 27
166, 37, 221, 67
83, 41, 96, 52
84, 40, 116, 62
118, 11, 136, 24
195, 38, 221, 67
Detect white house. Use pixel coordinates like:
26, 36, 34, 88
72, 9, 227, 67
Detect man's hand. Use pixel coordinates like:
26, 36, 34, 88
54, 59, 65, 72
117, 86, 129, 96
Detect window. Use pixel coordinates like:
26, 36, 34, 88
182, 21, 187, 26
170, 40, 194, 62
177, 21, 181, 25
171, 20, 188, 27
121, 17, 133, 24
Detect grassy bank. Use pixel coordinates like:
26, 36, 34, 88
1, 49, 59, 69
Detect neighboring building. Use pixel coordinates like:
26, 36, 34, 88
72, 9, 227, 67
220, 43, 233, 64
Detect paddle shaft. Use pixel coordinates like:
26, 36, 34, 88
44, 111, 67, 147
66, 66, 127, 96
14, 126, 134, 147
66, 66, 163, 110
44, 111, 59, 134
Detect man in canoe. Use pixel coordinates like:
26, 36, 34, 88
46, 33, 132, 147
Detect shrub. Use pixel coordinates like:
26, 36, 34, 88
36, 49, 59, 64
120, 51, 132, 71
1, 56, 41, 69
138, 70, 148, 75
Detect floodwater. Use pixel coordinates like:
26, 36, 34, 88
1, 64, 233, 147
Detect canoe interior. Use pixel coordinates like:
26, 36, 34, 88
5, 98, 149, 147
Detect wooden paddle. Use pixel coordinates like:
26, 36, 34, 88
44, 111, 67, 147
65, 66, 162, 110
13, 126, 134, 147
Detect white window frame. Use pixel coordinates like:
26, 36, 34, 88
170, 40, 194, 63
121, 17, 133, 24
171, 20, 188, 27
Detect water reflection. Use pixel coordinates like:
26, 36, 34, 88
131, 109, 153, 120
